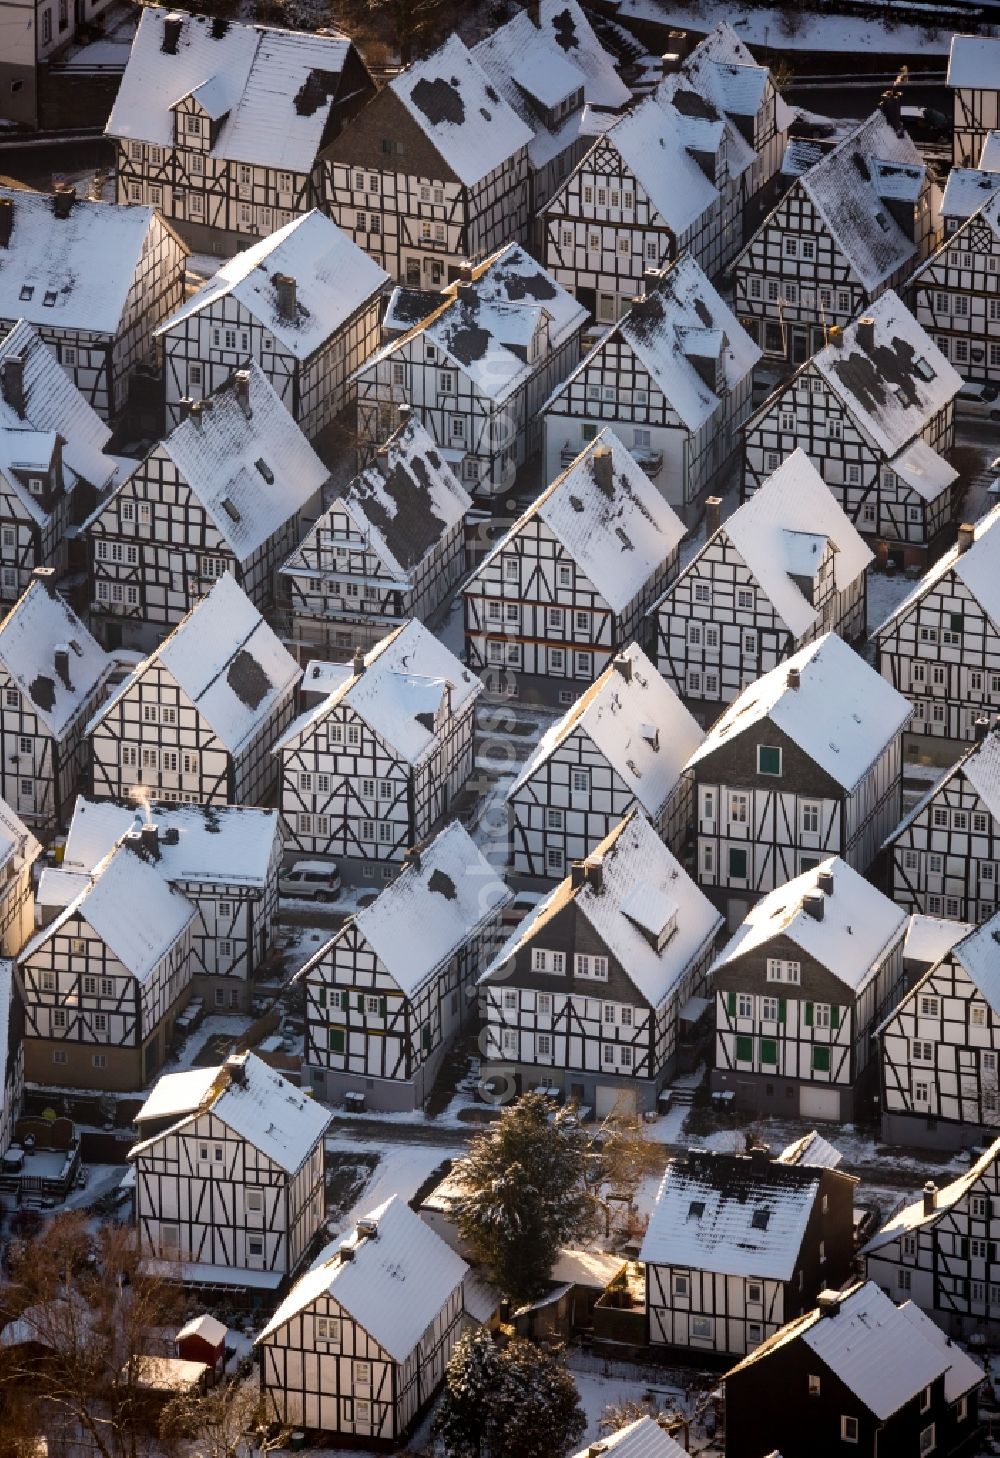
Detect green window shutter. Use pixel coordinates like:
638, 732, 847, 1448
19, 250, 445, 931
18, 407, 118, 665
961, 1237, 969, 1258
830, 1005, 840, 1029
757, 745, 781, 776
379, 997, 387, 1017
951, 613, 964, 634
357, 993, 365, 1012
989, 1242, 997, 1263
329, 1028, 345, 1054
760, 1039, 777, 1066
812, 1046, 830, 1073
727, 992, 737, 1017
582, 423, 597, 442
729, 847, 748, 878
422, 1026, 432, 1052
778, 998, 786, 1024
735, 1035, 753, 1062
318, 987, 327, 1009
804, 1002, 814, 1027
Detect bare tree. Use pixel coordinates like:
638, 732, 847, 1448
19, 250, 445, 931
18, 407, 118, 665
160, 1378, 291, 1458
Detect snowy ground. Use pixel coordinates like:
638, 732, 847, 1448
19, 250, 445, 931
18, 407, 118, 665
617, 0, 956, 55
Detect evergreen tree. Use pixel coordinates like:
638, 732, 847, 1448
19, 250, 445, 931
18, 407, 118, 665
455, 1092, 594, 1305
435, 1330, 585, 1458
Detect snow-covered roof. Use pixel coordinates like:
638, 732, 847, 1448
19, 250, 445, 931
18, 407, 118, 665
361, 246, 586, 406
135, 1065, 219, 1125
873, 502, 1000, 638
686, 633, 912, 792
776, 1130, 844, 1170
0, 187, 169, 338
155, 211, 388, 360
982, 131, 1000, 170
482, 810, 722, 1010
0, 797, 39, 883
133, 1052, 329, 1172
712, 856, 905, 995
278, 618, 480, 768
107, 7, 359, 173
594, 97, 720, 235
282, 416, 470, 590
571, 1417, 688, 1458
92, 572, 299, 753
510, 642, 703, 818
797, 111, 926, 291
22, 843, 196, 981
812, 291, 962, 460
887, 436, 957, 505
671, 21, 777, 125
948, 33, 1000, 91
941, 166, 1000, 221
710, 449, 872, 639
479, 429, 683, 615
0, 577, 111, 738
948, 912, 1000, 1021
903, 913, 975, 969
0, 321, 116, 494
308, 822, 510, 999
62, 796, 281, 888
257, 1194, 467, 1360
176, 1313, 227, 1347
388, 34, 532, 188
640, 1149, 820, 1280
863, 1139, 1000, 1258
153, 364, 327, 562
550, 255, 759, 433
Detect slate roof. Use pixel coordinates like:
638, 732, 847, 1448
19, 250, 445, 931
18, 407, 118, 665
107, 7, 360, 173
0, 187, 170, 337
481, 810, 722, 1010
585, 97, 720, 235
872, 502, 1000, 637
510, 642, 704, 818
155, 211, 388, 359
640, 1149, 820, 1280
0, 578, 111, 738
281, 415, 470, 589
257, 1194, 467, 1360
571, 1417, 688, 1458
686, 633, 912, 792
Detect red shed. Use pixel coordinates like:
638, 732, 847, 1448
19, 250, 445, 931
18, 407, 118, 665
175, 1313, 227, 1372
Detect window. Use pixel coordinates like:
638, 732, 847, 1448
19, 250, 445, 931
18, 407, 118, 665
246, 1187, 264, 1213
737, 993, 753, 1019
737, 588, 754, 611
690, 1315, 713, 1339
575, 954, 608, 980
920, 996, 940, 1017
919, 1425, 935, 1457
757, 745, 781, 776
808, 1375, 821, 1397
912, 1040, 934, 1062
840, 1416, 859, 1444
693, 582, 711, 605
672, 1273, 689, 1297
570, 769, 589, 794
536, 1033, 552, 1056
801, 801, 820, 834
316, 1316, 341, 1342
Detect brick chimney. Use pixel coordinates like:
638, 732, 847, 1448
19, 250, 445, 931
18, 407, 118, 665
0, 198, 12, 249
233, 369, 252, 417
613, 654, 633, 683
704, 496, 722, 538
161, 12, 183, 53
274, 273, 297, 321
957, 522, 976, 554
855, 317, 876, 354
352, 646, 365, 677
31, 566, 57, 596
802, 891, 824, 921
923, 1180, 937, 1216
1, 354, 26, 419
52, 184, 76, 220
786, 666, 801, 690
591, 443, 613, 493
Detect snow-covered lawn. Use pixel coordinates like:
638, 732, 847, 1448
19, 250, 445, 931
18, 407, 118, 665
617, 0, 954, 54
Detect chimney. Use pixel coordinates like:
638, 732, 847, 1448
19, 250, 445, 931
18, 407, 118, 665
274, 273, 297, 321
339, 1242, 356, 1262
225, 1053, 248, 1086
352, 647, 365, 677
880, 88, 903, 131
457, 260, 474, 284
178, 397, 194, 422
53, 646, 69, 685
957, 522, 976, 555
140, 822, 160, 859
356, 1216, 378, 1240
31, 566, 57, 596
0, 198, 12, 249
397, 403, 412, 423
816, 869, 834, 897
457, 282, 477, 306
233, 369, 252, 417
592, 443, 613, 494
855, 316, 876, 354
161, 11, 183, 53
975, 715, 991, 743
630, 292, 654, 321
923, 1180, 938, 1216
526, 0, 542, 27
613, 654, 633, 683
826, 324, 844, 351
52, 184, 75, 220
210, 15, 228, 38
786, 666, 801, 690
704, 496, 722, 538
802, 891, 825, 921
816, 1290, 841, 1319
189, 400, 204, 431
1, 354, 26, 419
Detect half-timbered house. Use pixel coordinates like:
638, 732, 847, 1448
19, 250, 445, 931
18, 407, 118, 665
0, 185, 186, 421
908, 190, 1000, 387
59, 796, 282, 1014
0, 320, 124, 604
156, 210, 388, 436
873, 504, 1000, 747
733, 109, 934, 363
479, 810, 723, 1116
18, 842, 196, 1091
641, 1146, 855, 1356
464, 428, 684, 704
723, 1280, 984, 1458
685, 632, 912, 924
948, 34, 1000, 168
277, 618, 480, 881
131, 1050, 329, 1291
0, 570, 112, 830
298, 822, 510, 1111
541, 254, 760, 519
507, 642, 703, 883
472, 0, 629, 218
865, 1138, 1000, 1334
882, 725, 1000, 924
0, 0, 118, 129
257, 1194, 467, 1441
354, 242, 587, 499
879, 913, 1000, 1148
0, 960, 24, 1163
653, 451, 871, 723
280, 414, 471, 656
88, 571, 300, 807
0, 800, 39, 960
106, 7, 375, 256
939, 133, 1000, 237
712, 857, 906, 1121
323, 33, 531, 288
743, 292, 962, 564
87, 364, 328, 646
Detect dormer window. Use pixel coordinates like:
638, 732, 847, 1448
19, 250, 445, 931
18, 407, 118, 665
187, 113, 202, 134
27, 478, 43, 496
18, 285, 32, 302
43, 290, 57, 307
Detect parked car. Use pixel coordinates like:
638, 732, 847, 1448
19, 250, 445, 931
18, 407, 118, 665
278, 860, 341, 902
957, 380, 1000, 421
